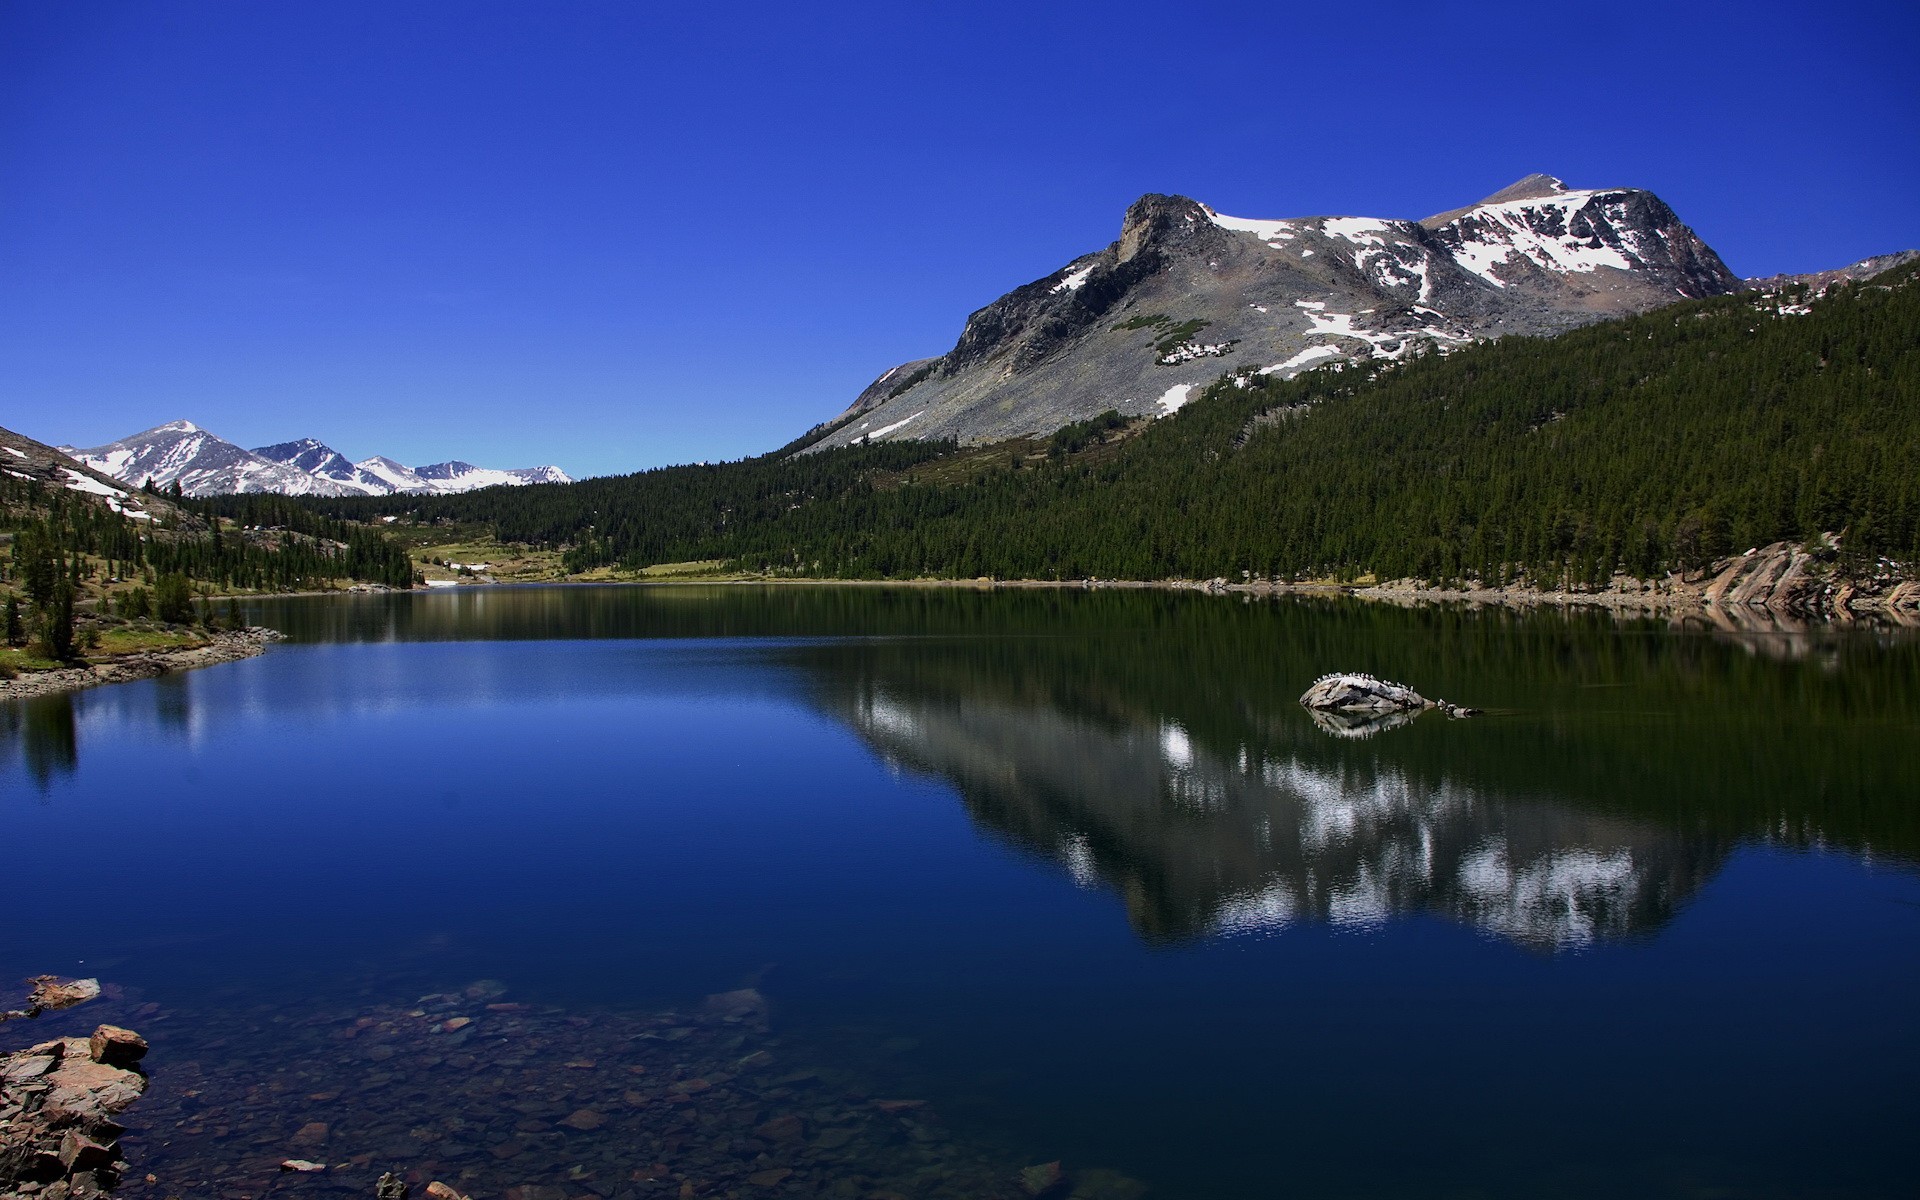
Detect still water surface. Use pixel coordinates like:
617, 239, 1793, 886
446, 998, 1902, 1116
4, 586, 1918, 1198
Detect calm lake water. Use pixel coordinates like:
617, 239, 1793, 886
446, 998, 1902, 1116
4, 586, 1918, 1199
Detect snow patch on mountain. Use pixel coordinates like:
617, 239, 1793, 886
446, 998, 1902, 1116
862, 411, 924, 440
1051, 264, 1096, 293
1440, 190, 1650, 286
1262, 345, 1341, 376
60, 468, 152, 519
1206, 210, 1297, 243
1156, 384, 1197, 415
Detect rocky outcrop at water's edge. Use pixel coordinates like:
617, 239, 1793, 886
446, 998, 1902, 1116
0, 627, 285, 704
1347, 541, 1920, 621
2, 979, 149, 1200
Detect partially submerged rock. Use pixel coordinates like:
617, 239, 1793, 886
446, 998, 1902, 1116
701, 987, 768, 1024
86, 1028, 146, 1070
2, 978, 102, 1024
1299, 673, 1431, 712
1021, 1160, 1064, 1196
1299, 673, 1480, 724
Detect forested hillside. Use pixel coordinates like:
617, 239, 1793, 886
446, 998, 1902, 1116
1, 442, 415, 664
299, 264, 1920, 587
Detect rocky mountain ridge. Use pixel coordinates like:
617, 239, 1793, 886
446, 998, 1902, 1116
63, 421, 571, 499
806, 174, 1903, 450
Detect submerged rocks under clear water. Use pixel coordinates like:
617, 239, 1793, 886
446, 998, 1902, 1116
4, 979, 1142, 1200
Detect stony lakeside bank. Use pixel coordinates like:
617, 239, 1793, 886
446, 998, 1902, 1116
0, 628, 285, 704
522, 539, 1920, 626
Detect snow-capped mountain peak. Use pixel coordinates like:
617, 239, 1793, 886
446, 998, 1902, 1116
65, 423, 572, 499
354, 455, 431, 493
806, 174, 1744, 450
254, 438, 360, 480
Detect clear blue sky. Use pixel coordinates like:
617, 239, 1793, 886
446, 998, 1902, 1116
3, 1, 1916, 479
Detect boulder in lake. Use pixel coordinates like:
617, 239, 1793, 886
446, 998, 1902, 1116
1299, 673, 1432, 712
88, 1026, 147, 1068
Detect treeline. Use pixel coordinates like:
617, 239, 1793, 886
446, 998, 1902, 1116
294, 438, 957, 573
191, 493, 415, 589
1, 479, 415, 659
295, 263, 1920, 585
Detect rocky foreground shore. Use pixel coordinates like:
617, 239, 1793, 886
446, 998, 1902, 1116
1, 979, 150, 1199
4, 976, 1134, 1200
0, 628, 284, 704
0, 1028, 151, 1199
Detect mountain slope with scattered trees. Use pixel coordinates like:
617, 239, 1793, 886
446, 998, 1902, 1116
1, 429, 415, 669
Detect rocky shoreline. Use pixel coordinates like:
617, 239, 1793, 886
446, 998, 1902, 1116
1345, 541, 1920, 622
3, 975, 1129, 1200
1, 979, 150, 1200
595, 543, 1920, 626
0, 1029, 151, 1199
0, 628, 285, 704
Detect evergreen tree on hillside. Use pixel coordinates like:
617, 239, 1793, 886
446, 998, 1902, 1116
154, 572, 195, 625
37, 579, 75, 660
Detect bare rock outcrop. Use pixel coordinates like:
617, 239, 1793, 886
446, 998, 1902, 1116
1, 1030, 149, 1197
1702, 542, 1833, 615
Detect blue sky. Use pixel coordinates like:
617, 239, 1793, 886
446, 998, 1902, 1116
3, 1, 1916, 479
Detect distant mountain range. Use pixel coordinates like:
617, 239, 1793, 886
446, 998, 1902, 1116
806, 173, 1916, 449
63, 421, 571, 499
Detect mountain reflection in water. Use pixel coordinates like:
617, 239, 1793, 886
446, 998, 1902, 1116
822, 665, 1722, 950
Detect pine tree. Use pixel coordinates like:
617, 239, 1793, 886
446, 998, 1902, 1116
37, 579, 75, 661
154, 572, 194, 624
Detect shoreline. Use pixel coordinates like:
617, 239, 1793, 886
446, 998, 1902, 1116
0, 627, 285, 704
404, 566, 1919, 626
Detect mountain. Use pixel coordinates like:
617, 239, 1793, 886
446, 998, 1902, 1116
64, 422, 572, 498
330, 257, 1920, 600
1741, 249, 1920, 294
252, 437, 402, 495
805, 174, 1747, 449
63, 421, 350, 498
412, 460, 573, 489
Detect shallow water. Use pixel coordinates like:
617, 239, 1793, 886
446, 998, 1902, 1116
4, 586, 1918, 1199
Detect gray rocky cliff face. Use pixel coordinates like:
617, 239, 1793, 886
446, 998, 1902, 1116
808, 175, 1751, 450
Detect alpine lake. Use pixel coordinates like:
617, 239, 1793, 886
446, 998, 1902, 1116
4, 585, 1917, 1200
